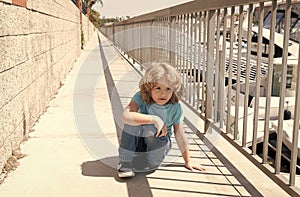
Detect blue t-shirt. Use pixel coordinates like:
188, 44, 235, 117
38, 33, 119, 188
132, 92, 183, 137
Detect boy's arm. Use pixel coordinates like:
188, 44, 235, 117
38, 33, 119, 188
174, 124, 205, 171
174, 124, 190, 162
122, 100, 165, 134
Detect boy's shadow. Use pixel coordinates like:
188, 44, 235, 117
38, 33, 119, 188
81, 156, 155, 196
81, 156, 118, 178
81, 156, 155, 185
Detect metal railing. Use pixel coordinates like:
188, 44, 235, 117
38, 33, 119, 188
100, 0, 300, 195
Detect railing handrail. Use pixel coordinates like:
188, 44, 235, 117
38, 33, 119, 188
104, 0, 266, 26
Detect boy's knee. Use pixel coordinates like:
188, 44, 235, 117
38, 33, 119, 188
142, 124, 157, 137
123, 124, 143, 137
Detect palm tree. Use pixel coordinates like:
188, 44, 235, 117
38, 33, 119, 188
85, 0, 103, 8
84, 0, 103, 25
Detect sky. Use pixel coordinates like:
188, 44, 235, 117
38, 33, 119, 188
93, 0, 193, 18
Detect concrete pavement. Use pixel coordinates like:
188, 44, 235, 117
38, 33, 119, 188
0, 30, 289, 197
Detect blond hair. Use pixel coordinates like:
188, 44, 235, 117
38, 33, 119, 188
139, 63, 183, 104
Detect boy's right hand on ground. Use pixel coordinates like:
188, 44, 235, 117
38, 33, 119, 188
150, 115, 167, 137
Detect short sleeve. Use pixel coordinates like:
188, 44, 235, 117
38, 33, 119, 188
172, 103, 183, 125
131, 92, 148, 114
132, 92, 143, 107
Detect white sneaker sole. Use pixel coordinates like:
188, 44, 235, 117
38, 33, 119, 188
118, 171, 135, 178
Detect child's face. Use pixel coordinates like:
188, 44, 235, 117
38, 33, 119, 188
151, 78, 173, 106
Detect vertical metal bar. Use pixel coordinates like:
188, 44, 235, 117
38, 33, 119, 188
123, 25, 125, 52
242, 4, 253, 147
134, 23, 137, 62
157, 19, 159, 61
153, 19, 159, 62
263, 0, 277, 163
131, 24, 134, 60
290, 34, 300, 186
116, 25, 118, 47
125, 25, 127, 54
150, 20, 154, 63
140, 23, 145, 63
219, 49, 225, 127
201, 11, 207, 114
215, 9, 221, 122
128, 24, 131, 58
166, 17, 169, 62
153, 19, 160, 62
186, 14, 191, 103
117, 26, 120, 48
189, 13, 193, 105
179, 15, 183, 73
154, 20, 158, 62
168, 17, 171, 63
252, 2, 264, 155
112, 23, 115, 44
127, 25, 133, 58
138, 23, 141, 63
169, 16, 176, 66
205, 9, 216, 132
121, 25, 124, 52
183, 14, 188, 100
275, 0, 291, 174
226, 6, 235, 134
192, 13, 198, 108
135, 23, 138, 61
220, 8, 227, 129
162, 18, 164, 62
158, 19, 161, 62
138, 23, 140, 62
164, 17, 166, 62
174, 16, 177, 67
132, 23, 135, 60
140, 23, 143, 65
175, 15, 179, 68
165, 17, 168, 62
234, 5, 244, 140
197, 12, 203, 110
133, 23, 136, 62
179, 15, 184, 84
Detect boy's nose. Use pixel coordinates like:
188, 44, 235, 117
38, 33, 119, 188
161, 90, 167, 96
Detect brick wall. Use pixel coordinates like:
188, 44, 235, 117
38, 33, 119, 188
0, 0, 95, 171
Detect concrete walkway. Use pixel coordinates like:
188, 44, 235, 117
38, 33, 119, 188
0, 31, 289, 197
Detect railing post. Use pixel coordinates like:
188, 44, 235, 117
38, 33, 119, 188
205, 10, 216, 132
139, 23, 142, 66
290, 32, 300, 186
218, 50, 225, 127
169, 16, 176, 66
252, 2, 264, 156
242, 4, 253, 147
263, 0, 276, 163
151, 20, 154, 63
275, 0, 291, 174
112, 23, 115, 44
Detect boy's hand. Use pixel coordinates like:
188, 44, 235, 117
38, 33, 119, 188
156, 124, 167, 137
151, 115, 167, 137
185, 160, 206, 171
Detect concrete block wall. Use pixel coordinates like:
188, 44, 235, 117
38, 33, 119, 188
82, 15, 95, 47
0, 0, 95, 171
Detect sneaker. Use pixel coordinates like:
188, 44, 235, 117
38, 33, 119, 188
145, 164, 159, 171
117, 162, 135, 178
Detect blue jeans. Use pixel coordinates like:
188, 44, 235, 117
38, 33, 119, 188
119, 124, 171, 169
